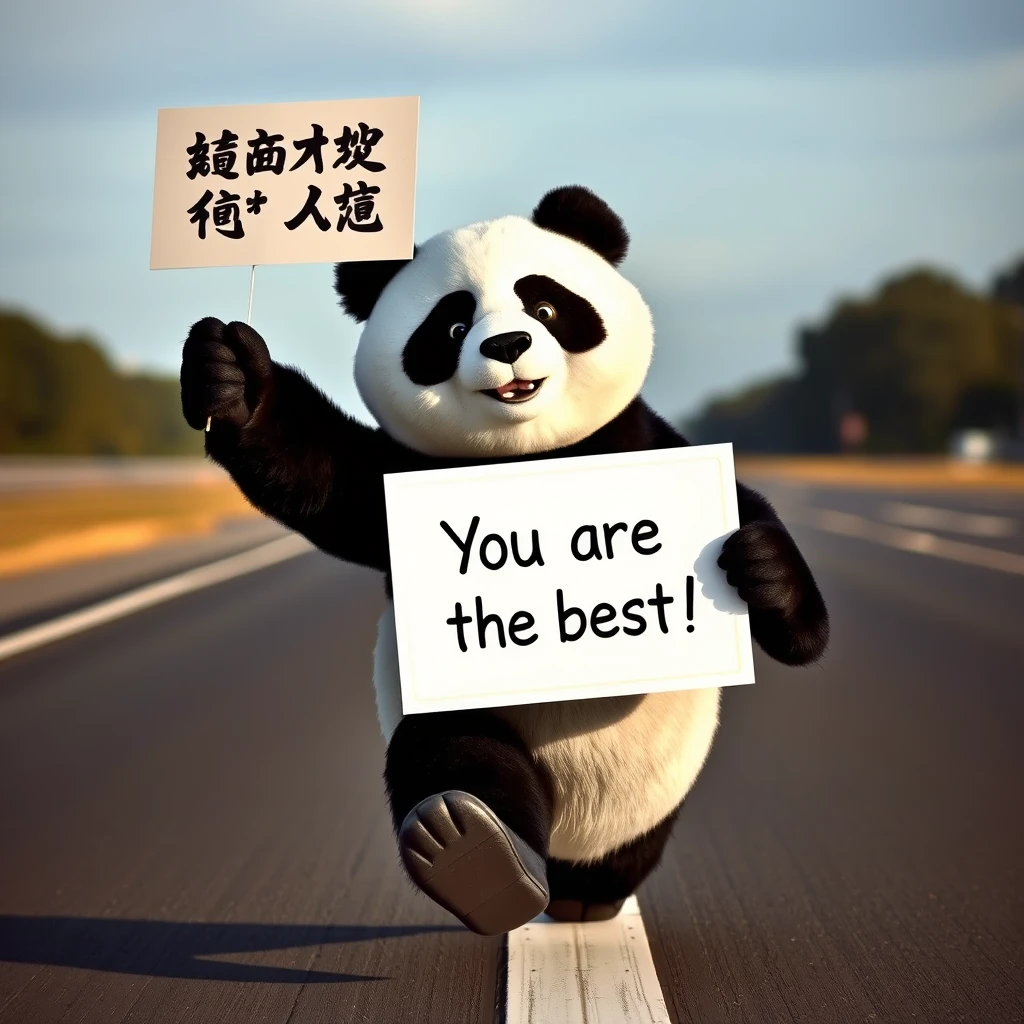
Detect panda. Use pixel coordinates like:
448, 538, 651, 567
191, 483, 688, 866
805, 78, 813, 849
180, 185, 829, 935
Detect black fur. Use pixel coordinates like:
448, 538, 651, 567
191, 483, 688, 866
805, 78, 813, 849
182, 220, 829, 926
182, 317, 829, 666
386, 710, 685, 914
180, 319, 273, 430
334, 257, 412, 322
718, 520, 830, 665
547, 807, 681, 906
184, 319, 396, 570
401, 290, 476, 385
532, 186, 629, 266
514, 275, 607, 353
385, 709, 553, 858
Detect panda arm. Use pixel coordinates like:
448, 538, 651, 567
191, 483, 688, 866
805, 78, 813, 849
628, 403, 829, 663
724, 481, 830, 666
205, 364, 395, 571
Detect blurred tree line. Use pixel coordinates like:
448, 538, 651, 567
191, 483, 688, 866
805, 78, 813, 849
0, 310, 201, 455
686, 256, 1024, 453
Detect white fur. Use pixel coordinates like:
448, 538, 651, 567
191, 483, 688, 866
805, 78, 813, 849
372, 601, 720, 863
364, 207, 715, 864
499, 688, 720, 863
354, 215, 654, 459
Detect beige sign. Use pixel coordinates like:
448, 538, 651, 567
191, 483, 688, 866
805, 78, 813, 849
151, 96, 418, 270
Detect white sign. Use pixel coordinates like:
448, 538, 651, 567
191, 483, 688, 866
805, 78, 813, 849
384, 444, 754, 715
151, 96, 418, 270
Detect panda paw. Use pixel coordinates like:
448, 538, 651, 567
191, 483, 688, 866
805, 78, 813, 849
399, 791, 549, 935
718, 521, 829, 666
181, 318, 274, 430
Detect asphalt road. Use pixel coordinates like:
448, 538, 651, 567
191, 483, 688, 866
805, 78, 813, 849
0, 516, 286, 637
1, 481, 1022, 1023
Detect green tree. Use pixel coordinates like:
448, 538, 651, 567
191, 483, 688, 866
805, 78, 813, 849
992, 257, 1024, 308
797, 269, 1018, 451
684, 375, 800, 452
687, 262, 1022, 453
991, 256, 1024, 441
0, 309, 201, 455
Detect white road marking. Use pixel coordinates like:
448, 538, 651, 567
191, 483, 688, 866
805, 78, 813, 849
798, 508, 1024, 576
880, 501, 1016, 538
505, 896, 671, 1024
0, 535, 312, 663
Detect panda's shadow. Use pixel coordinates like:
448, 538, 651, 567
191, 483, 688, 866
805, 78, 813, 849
693, 534, 746, 615
0, 915, 461, 984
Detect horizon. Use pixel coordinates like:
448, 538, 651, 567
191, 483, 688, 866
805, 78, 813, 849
2, 0, 1022, 424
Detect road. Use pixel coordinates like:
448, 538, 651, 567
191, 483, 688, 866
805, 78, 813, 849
0, 477, 1022, 1023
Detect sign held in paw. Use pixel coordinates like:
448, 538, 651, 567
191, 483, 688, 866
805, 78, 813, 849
384, 443, 755, 714
150, 96, 418, 270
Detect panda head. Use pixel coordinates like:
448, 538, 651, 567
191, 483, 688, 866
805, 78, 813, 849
336, 186, 653, 458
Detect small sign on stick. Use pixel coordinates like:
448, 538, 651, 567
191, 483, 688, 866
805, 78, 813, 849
151, 96, 418, 270
384, 443, 754, 715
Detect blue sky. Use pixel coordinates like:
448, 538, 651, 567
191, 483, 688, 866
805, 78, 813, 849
2, 0, 1023, 424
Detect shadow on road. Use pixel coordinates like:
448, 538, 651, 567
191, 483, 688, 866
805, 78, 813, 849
0, 917, 462, 983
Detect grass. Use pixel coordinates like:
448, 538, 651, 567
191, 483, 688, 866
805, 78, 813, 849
735, 456, 1024, 489
0, 482, 257, 577
4, 454, 1020, 579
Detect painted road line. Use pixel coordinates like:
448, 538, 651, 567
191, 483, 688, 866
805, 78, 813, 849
879, 501, 1016, 538
505, 896, 671, 1024
0, 534, 312, 663
799, 508, 1024, 576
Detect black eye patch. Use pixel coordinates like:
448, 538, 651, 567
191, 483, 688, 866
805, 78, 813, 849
513, 275, 606, 353
401, 291, 477, 386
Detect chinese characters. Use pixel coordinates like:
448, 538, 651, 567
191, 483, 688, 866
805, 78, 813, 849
184, 122, 387, 241
283, 182, 383, 233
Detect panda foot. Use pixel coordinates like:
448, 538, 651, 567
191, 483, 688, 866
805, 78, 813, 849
545, 898, 627, 922
398, 790, 549, 936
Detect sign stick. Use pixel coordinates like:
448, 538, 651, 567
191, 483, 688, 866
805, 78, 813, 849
206, 264, 256, 433
246, 263, 256, 325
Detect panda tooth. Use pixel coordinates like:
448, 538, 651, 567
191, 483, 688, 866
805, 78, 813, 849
525, 382, 536, 391
501, 391, 515, 399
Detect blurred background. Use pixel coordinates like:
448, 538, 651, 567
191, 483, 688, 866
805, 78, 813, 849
2, 0, 1024, 447
1, 3, 1023, 1023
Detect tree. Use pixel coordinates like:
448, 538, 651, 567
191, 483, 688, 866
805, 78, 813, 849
0, 309, 201, 455
991, 255, 1024, 440
797, 269, 1018, 451
992, 257, 1024, 308
686, 262, 1022, 453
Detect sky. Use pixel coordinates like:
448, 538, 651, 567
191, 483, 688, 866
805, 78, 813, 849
1, 0, 1023, 425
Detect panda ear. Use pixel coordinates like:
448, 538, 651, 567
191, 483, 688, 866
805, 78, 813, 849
334, 254, 414, 322
532, 186, 629, 266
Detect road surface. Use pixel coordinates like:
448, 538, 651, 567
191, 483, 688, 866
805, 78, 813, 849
0, 478, 1022, 1023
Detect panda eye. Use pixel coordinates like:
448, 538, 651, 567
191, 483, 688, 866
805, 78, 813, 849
449, 322, 468, 341
534, 303, 556, 322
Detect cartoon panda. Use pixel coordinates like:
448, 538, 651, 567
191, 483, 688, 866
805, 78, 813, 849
180, 186, 829, 935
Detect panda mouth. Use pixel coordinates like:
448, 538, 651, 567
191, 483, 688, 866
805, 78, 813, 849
482, 378, 546, 404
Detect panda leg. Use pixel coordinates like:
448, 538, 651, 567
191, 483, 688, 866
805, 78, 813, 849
384, 709, 552, 935
545, 805, 681, 922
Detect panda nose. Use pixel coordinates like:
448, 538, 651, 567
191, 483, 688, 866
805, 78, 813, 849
479, 331, 532, 364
